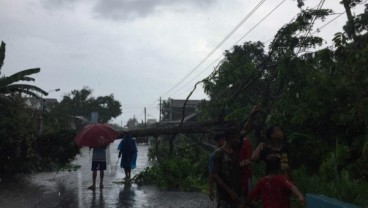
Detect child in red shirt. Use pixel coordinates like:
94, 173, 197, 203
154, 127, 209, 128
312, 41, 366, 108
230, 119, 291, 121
247, 158, 305, 208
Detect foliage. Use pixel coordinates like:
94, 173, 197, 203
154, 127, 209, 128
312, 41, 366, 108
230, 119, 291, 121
135, 137, 209, 192
33, 129, 79, 171
198, 1, 368, 205
0, 96, 80, 175
51, 87, 122, 129
0, 42, 83, 175
292, 166, 368, 207
0, 96, 39, 174
0, 41, 47, 98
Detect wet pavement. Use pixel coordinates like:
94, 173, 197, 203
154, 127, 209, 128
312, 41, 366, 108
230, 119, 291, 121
0, 141, 214, 208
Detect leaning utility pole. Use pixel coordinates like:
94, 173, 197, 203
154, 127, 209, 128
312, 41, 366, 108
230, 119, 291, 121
144, 107, 147, 127
159, 97, 162, 122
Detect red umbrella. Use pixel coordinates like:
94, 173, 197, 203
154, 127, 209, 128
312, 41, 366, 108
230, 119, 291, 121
74, 123, 119, 148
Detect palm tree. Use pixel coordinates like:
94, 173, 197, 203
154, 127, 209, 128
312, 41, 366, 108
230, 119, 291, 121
0, 41, 48, 98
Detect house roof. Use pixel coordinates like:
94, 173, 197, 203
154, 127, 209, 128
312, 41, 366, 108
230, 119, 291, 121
169, 99, 204, 108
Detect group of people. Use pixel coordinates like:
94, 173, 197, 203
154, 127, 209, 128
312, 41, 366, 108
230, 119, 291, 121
87, 132, 138, 190
208, 106, 305, 208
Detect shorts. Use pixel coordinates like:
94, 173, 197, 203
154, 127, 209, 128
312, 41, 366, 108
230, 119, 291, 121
91, 161, 106, 171
217, 200, 238, 208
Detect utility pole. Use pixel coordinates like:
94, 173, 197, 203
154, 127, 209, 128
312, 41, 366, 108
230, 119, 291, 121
144, 107, 147, 127
159, 97, 162, 122
342, 0, 357, 41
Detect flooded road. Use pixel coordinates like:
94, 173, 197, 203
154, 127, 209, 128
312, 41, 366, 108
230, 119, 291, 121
0, 141, 213, 208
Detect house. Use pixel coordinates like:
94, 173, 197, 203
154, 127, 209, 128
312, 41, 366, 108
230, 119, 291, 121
24, 98, 58, 112
147, 118, 157, 126
161, 99, 205, 123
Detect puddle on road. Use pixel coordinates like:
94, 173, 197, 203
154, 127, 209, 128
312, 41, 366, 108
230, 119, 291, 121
0, 141, 212, 208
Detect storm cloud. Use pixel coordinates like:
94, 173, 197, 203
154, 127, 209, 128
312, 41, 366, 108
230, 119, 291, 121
93, 0, 217, 20
42, 0, 217, 20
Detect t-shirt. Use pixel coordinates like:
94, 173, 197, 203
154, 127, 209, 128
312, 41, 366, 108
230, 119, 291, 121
239, 138, 252, 179
212, 148, 241, 202
260, 144, 289, 176
248, 175, 293, 208
92, 147, 106, 161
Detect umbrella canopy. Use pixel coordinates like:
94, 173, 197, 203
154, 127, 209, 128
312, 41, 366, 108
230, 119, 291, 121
75, 123, 119, 148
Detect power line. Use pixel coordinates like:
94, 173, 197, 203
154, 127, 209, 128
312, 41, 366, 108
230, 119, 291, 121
159, 0, 267, 99
170, 55, 224, 98
170, 0, 288, 98
234, 0, 287, 45
312, 12, 345, 34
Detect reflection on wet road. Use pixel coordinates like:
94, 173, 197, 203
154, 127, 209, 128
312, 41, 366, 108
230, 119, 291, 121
0, 141, 212, 208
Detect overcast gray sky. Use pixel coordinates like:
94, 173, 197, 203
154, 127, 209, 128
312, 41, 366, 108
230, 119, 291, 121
0, 0, 363, 126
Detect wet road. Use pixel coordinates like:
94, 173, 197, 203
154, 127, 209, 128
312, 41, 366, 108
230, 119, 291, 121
0, 140, 213, 208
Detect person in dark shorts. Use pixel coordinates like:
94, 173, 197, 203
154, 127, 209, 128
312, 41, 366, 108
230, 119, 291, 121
88, 145, 107, 190
208, 132, 226, 201
212, 129, 242, 208
118, 132, 137, 180
246, 158, 305, 208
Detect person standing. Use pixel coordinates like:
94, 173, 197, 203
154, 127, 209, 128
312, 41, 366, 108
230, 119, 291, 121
246, 158, 305, 208
88, 142, 107, 190
208, 132, 226, 201
252, 126, 291, 179
118, 132, 138, 180
212, 129, 242, 208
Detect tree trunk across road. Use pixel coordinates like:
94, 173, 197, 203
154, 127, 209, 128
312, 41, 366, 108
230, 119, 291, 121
121, 120, 236, 138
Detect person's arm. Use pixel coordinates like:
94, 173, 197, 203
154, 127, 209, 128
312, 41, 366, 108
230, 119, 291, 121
208, 175, 215, 200
208, 155, 215, 200
290, 184, 305, 206
240, 105, 261, 137
212, 151, 239, 202
283, 179, 305, 206
252, 143, 265, 162
212, 174, 238, 201
239, 140, 252, 167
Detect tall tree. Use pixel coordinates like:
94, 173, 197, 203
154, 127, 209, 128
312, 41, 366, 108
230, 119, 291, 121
52, 87, 122, 128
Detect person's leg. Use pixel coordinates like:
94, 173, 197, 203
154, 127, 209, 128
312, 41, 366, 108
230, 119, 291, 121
124, 168, 128, 179
88, 170, 97, 189
127, 167, 131, 179
100, 170, 104, 188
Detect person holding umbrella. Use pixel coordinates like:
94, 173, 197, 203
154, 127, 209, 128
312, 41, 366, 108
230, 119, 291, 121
88, 137, 108, 190
74, 123, 119, 190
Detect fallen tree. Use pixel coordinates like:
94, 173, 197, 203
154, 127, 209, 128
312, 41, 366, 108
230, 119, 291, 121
123, 120, 236, 138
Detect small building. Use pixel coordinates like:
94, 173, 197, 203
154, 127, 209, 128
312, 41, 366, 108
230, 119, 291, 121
147, 118, 157, 125
161, 99, 205, 123
24, 98, 58, 112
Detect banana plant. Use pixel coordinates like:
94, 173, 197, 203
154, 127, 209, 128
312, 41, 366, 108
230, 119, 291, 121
0, 41, 47, 98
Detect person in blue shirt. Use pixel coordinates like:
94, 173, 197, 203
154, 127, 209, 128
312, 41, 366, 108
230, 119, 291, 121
88, 143, 107, 190
118, 132, 138, 181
